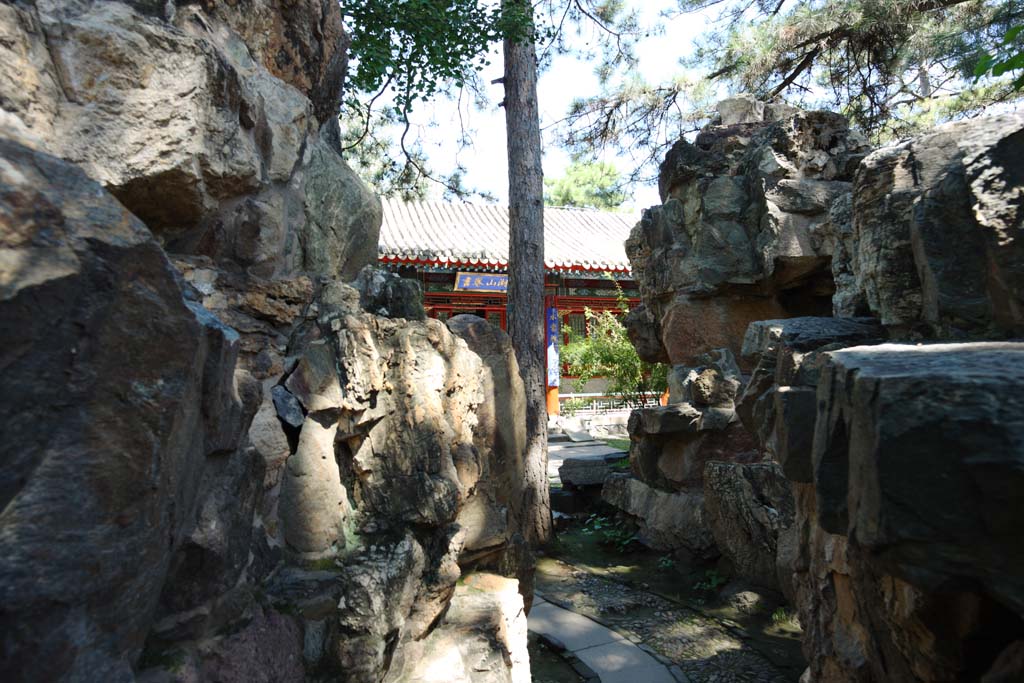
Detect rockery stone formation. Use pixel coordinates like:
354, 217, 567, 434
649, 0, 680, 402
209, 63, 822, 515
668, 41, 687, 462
0, 3, 532, 682
605, 93, 1024, 682
2, 2, 1023, 682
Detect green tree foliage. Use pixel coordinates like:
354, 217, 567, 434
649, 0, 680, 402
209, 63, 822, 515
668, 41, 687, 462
339, 1, 644, 197
338, 1, 531, 197
975, 24, 1024, 89
687, 0, 1024, 138
562, 0, 1024, 179
340, 109, 431, 200
561, 289, 668, 409
544, 161, 627, 209
341, 1, 532, 113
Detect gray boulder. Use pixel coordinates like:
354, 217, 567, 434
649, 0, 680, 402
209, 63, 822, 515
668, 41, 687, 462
0, 138, 244, 681
814, 342, 1024, 612
601, 474, 715, 555
703, 462, 794, 591
841, 113, 1024, 335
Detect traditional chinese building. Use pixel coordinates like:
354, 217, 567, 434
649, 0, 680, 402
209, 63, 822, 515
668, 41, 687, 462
377, 198, 639, 414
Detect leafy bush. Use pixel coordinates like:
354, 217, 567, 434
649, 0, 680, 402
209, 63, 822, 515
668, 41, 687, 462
561, 279, 667, 409
582, 514, 640, 553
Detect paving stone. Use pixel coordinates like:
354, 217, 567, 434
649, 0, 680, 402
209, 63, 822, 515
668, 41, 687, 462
574, 640, 677, 683
528, 602, 624, 651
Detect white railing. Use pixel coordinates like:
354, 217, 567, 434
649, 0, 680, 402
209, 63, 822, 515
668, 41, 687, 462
558, 392, 660, 414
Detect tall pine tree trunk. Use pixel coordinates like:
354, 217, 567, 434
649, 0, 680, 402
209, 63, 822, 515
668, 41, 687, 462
503, 0, 551, 546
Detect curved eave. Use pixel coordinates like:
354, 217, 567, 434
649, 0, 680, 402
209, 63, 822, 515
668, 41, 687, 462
379, 253, 631, 275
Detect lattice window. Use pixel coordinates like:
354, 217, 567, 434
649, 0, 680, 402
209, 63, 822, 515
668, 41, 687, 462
566, 313, 587, 340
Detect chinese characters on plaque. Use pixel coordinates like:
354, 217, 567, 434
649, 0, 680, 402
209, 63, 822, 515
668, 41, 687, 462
453, 272, 509, 292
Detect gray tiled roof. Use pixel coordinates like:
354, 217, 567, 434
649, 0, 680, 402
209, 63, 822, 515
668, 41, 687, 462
379, 199, 635, 272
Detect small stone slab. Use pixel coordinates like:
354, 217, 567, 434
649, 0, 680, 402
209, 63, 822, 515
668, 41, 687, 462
548, 444, 624, 459
564, 427, 595, 442
559, 458, 612, 487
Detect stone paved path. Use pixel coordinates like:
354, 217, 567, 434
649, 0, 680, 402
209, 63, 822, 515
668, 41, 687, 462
535, 560, 797, 683
529, 593, 681, 683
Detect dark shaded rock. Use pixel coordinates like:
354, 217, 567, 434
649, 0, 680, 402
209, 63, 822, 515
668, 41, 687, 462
623, 303, 669, 364
354, 265, 426, 320
736, 316, 884, 460
272, 384, 305, 428
284, 339, 344, 414
703, 462, 794, 590
984, 640, 1024, 683
772, 387, 816, 482
740, 316, 884, 363
813, 342, 1024, 612
0, 138, 241, 681
628, 404, 758, 491
159, 446, 266, 616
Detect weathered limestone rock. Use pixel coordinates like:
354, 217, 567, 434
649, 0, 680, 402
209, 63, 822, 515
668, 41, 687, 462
279, 416, 349, 557
628, 403, 757, 491
744, 331, 1024, 681
703, 462, 794, 591
741, 316, 885, 362
736, 316, 884, 467
814, 343, 1024, 613
0, 0, 380, 278
628, 99, 869, 365
0, 138, 246, 681
194, 0, 351, 126
624, 101, 1024, 682
601, 474, 715, 555
839, 113, 1024, 335
605, 345, 757, 556
385, 573, 530, 683
445, 314, 534, 600
558, 456, 616, 487
667, 347, 742, 406
249, 287, 534, 681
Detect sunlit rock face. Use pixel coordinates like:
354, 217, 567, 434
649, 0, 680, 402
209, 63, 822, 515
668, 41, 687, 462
177, 270, 534, 682
0, 0, 379, 279
626, 99, 869, 367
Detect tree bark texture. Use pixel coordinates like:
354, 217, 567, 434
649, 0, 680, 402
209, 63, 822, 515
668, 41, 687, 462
503, 0, 551, 547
